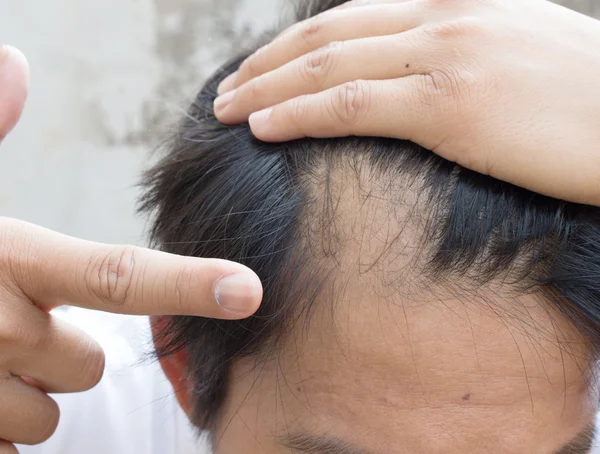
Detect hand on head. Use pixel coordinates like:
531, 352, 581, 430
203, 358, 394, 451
0, 47, 262, 451
214, 0, 600, 206
140, 1, 600, 450
2, 0, 600, 450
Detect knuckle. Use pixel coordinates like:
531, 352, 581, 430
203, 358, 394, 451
423, 17, 484, 41
331, 80, 371, 125
423, 63, 481, 106
246, 77, 266, 103
238, 49, 264, 80
298, 16, 325, 46
411, 74, 432, 103
300, 41, 342, 88
290, 95, 311, 122
410, 74, 454, 129
427, 69, 458, 97
172, 264, 194, 313
84, 246, 138, 306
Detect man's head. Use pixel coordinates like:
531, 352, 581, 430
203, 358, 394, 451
139, 1, 600, 452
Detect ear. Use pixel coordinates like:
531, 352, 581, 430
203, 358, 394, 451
150, 316, 193, 417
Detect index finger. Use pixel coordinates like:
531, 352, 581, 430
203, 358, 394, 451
2, 219, 262, 319
217, 0, 415, 94
0, 46, 29, 142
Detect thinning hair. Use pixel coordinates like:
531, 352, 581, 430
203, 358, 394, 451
139, 0, 600, 433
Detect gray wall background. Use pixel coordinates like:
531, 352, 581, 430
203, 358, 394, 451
0, 0, 281, 245
0, 0, 597, 246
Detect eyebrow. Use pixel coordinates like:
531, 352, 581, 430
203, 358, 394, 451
553, 423, 597, 454
281, 424, 598, 454
279, 433, 374, 454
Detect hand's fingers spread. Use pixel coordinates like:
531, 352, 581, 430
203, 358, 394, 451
217, 1, 417, 94
2, 220, 262, 318
0, 46, 29, 142
3, 309, 105, 393
0, 441, 18, 454
249, 77, 434, 142
0, 377, 59, 445
224, 2, 422, 92
216, 32, 425, 124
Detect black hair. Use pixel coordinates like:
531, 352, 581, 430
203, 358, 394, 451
139, 0, 600, 431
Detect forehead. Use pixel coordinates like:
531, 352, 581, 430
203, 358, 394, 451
214, 161, 597, 453
215, 282, 597, 453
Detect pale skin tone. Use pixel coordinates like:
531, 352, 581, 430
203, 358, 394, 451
167, 0, 600, 450
0, 46, 262, 452
164, 163, 599, 453
215, 292, 596, 453
214, 0, 600, 207
3, 0, 600, 450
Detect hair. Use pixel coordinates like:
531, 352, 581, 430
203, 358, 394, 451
139, 0, 600, 432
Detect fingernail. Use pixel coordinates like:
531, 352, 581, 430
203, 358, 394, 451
214, 273, 262, 315
214, 89, 235, 114
218, 72, 238, 95
249, 108, 273, 131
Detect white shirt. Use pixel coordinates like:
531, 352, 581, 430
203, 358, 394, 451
17, 308, 208, 454
16, 308, 600, 454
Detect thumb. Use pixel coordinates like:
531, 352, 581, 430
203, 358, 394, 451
0, 45, 30, 143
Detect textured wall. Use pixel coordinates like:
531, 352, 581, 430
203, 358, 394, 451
0, 0, 597, 245
557, 0, 599, 15
0, 0, 280, 244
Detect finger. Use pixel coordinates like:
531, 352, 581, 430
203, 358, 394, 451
0, 46, 29, 143
332, 0, 415, 11
0, 219, 262, 318
0, 376, 59, 445
265, 0, 416, 41
0, 304, 104, 393
216, 32, 425, 124
276, 0, 416, 41
248, 77, 437, 142
218, 1, 422, 95
0, 441, 18, 454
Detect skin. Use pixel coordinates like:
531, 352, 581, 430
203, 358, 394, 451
162, 164, 599, 453
3, 0, 600, 449
214, 0, 600, 207
0, 45, 263, 452
214, 292, 596, 453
